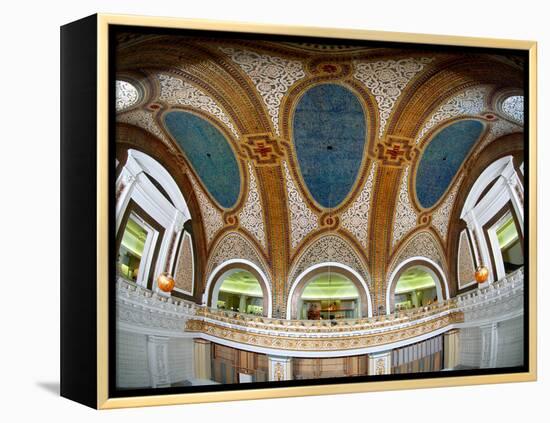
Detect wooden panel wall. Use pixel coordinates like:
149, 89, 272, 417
211, 344, 268, 384
293, 356, 367, 380
391, 335, 443, 374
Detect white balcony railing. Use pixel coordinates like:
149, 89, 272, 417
115, 268, 524, 350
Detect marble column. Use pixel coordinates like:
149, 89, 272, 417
368, 351, 392, 375
268, 356, 293, 381
480, 322, 499, 368
444, 329, 460, 370
193, 338, 212, 381
147, 335, 171, 388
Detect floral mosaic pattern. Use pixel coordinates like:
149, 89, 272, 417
238, 163, 266, 248
341, 162, 377, 249
392, 166, 418, 248
431, 175, 463, 241
415, 87, 487, 144
219, 47, 306, 135
282, 161, 318, 249
188, 174, 224, 244
501, 95, 524, 124
388, 230, 446, 282
174, 232, 194, 295
458, 230, 476, 288
157, 74, 240, 139
206, 231, 271, 286
354, 58, 433, 137
116, 80, 140, 112
116, 109, 177, 153
475, 118, 522, 153
289, 234, 371, 289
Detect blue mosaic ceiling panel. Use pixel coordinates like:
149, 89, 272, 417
164, 111, 241, 209
293, 84, 367, 208
416, 119, 485, 209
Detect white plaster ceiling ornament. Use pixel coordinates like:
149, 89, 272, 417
289, 234, 371, 288
341, 162, 377, 249
501, 95, 524, 124
238, 163, 266, 248
206, 232, 271, 287
219, 47, 306, 136
415, 86, 488, 144
188, 174, 224, 244
282, 161, 319, 249
157, 74, 240, 139
116, 109, 178, 154
353, 57, 434, 138
115, 80, 140, 112
476, 118, 522, 152
392, 166, 418, 248
431, 175, 464, 241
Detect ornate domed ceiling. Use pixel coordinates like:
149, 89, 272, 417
115, 32, 525, 313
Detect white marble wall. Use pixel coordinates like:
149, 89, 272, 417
116, 330, 151, 388
458, 326, 482, 368
168, 337, 195, 384
458, 316, 523, 369
116, 329, 195, 389
495, 316, 524, 368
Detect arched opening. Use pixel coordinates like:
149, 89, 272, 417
393, 266, 438, 311
116, 150, 193, 293
207, 262, 271, 317
298, 273, 360, 320
386, 259, 448, 314
215, 270, 264, 315
287, 263, 372, 319
460, 155, 524, 282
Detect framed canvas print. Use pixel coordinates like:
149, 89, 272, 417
60, 14, 537, 409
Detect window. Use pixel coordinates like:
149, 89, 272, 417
216, 270, 264, 315
495, 213, 523, 274
299, 273, 359, 320
115, 80, 140, 112
394, 267, 438, 311
117, 216, 147, 281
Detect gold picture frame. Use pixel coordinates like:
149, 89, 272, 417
60, 13, 537, 409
